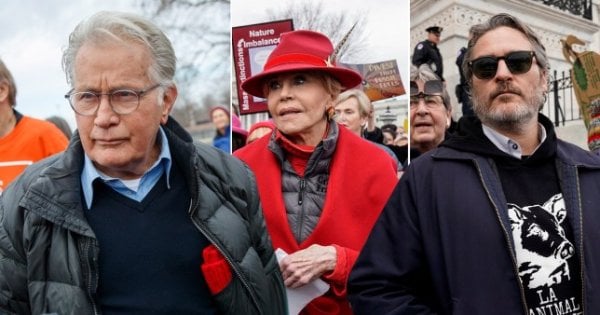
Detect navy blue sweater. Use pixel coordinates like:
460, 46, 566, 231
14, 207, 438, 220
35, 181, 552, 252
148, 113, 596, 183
84, 163, 217, 315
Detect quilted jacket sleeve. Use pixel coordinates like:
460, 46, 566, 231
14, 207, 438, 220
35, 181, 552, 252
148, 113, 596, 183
0, 181, 31, 315
193, 142, 287, 315
243, 165, 288, 315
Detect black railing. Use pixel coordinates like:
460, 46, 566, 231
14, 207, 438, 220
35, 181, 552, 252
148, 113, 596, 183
531, 0, 592, 20
543, 70, 583, 126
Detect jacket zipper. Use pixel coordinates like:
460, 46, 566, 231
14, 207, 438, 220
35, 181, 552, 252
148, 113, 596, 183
187, 200, 262, 314
295, 147, 324, 237
573, 167, 586, 314
82, 238, 100, 315
297, 178, 305, 205
473, 160, 529, 314
296, 178, 306, 241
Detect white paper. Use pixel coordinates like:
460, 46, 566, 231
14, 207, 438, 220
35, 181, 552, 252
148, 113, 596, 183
275, 248, 330, 315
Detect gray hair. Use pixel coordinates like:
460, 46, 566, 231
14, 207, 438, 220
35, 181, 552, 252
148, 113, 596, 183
0, 58, 17, 106
462, 13, 548, 85
335, 88, 372, 118
410, 63, 451, 109
62, 11, 176, 87
46, 115, 73, 139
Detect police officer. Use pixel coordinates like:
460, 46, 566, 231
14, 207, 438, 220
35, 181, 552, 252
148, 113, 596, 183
412, 26, 444, 81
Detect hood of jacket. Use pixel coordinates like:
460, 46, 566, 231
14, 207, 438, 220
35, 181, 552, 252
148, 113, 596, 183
440, 114, 558, 165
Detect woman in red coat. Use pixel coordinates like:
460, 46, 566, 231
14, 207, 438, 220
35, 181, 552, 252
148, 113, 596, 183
234, 30, 398, 314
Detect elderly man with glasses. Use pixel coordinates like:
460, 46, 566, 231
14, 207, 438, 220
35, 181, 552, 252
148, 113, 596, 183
0, 11, 286, 315
349, 13, 600, 315
409, 64, 453, 155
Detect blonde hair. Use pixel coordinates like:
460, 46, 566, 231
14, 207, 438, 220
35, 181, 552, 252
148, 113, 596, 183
335, 89, 372, 118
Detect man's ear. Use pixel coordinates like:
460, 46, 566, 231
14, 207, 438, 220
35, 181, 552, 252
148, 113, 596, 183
0, 81, 9, 104
160, 84, 178, 125
540, 69, 549, 95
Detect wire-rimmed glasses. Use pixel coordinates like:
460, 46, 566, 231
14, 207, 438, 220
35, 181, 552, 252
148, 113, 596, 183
65, 83, 161, 116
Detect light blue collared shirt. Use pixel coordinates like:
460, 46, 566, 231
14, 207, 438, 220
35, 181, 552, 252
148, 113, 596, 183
482, 123, 547, 159
81, 127, 172, 209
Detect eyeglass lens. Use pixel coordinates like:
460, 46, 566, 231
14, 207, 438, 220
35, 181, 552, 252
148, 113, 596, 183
66, 84, 160, 116
69, 90, 140, 115
470, 51, 535, 80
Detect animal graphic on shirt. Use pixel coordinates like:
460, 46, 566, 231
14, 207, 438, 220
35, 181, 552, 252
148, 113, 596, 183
507, 194, 575, 289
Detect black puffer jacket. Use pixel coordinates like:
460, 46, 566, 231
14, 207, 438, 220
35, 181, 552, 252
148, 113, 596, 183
0, 118, 286, 315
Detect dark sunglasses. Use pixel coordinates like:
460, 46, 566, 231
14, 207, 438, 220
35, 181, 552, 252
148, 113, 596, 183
469, 51, 536, 80
410, 80, 443, 96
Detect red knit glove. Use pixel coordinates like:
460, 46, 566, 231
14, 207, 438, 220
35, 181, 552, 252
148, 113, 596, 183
201, 245, 232, 295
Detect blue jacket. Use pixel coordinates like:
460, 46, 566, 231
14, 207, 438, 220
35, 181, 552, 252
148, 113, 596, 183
213, 125, 231, 153
349, 134, 600, 314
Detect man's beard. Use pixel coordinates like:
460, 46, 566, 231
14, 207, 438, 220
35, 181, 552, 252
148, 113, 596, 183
472, 80, 545, 133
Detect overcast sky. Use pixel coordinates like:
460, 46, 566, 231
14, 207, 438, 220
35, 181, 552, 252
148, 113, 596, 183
231, 0, 410, 85
0, 1, 139, 131
1, 0, 409, 132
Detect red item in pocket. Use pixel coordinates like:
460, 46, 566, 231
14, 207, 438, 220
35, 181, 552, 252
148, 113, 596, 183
201, 245, 233, 295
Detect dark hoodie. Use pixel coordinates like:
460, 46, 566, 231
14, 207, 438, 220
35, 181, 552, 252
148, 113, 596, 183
442, 114, 582, 314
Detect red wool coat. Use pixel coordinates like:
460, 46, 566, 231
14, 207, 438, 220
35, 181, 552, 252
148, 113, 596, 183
235, 126, 398, 314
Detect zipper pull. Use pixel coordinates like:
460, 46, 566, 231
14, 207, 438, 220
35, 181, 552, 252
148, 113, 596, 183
298, 179, 305, 205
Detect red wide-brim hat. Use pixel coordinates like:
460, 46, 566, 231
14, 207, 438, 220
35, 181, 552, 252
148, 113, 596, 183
241, 30, 363, 98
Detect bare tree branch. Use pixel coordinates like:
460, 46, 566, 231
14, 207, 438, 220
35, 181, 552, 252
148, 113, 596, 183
138, 0, 230, 126
266, 0, 369, 63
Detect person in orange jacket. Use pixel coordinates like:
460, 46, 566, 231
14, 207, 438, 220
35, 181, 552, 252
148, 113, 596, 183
0, 58, 68, 193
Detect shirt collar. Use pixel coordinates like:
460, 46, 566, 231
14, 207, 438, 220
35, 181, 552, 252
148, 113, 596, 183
81, 127, 172, 209
482, 123, 547, 159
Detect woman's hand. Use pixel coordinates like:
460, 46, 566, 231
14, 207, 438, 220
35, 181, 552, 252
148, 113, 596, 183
279, 244, 337, 288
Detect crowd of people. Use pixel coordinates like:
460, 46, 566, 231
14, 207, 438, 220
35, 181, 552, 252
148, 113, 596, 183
1, 10, 600, 315
0, 11, 285, 315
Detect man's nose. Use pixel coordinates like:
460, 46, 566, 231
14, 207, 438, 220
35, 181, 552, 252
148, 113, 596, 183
495, 59, 512, 79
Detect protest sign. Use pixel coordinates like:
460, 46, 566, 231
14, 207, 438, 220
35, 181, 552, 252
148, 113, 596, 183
232, 20, 294, 114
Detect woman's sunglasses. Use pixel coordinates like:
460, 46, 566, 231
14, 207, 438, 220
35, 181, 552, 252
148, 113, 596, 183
468, 51, 536, 80
410, 80, 443, 96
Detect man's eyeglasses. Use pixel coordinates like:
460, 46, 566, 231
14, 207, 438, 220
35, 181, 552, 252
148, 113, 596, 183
410, 80, 445, 109
469, 51, 536, 80
65, 83, 161, 116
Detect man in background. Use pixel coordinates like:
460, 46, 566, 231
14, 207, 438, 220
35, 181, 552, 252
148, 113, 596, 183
0, 58, 68, 193
412, 25, 445, 81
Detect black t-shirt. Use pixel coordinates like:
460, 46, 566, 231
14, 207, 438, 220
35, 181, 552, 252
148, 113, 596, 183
497, 150, 583, 314
442, 115, 583, 313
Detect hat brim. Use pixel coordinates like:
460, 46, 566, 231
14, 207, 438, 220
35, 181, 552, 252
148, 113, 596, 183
426, 27, 443, 34
241, 64, 363, 98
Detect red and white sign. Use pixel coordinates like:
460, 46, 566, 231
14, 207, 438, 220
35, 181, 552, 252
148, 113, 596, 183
232, 20, 294, 114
